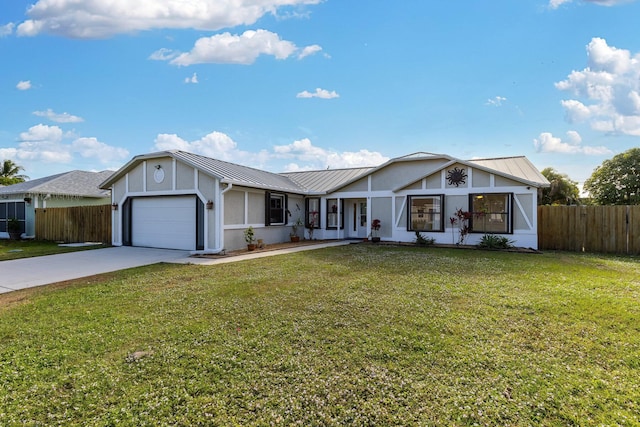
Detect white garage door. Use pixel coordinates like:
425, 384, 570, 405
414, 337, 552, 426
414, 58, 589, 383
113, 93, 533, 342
131, 196, 196, 250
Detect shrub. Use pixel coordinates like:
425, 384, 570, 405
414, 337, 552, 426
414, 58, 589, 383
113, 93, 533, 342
414, 231, 435, 246
478, 234, 514, 249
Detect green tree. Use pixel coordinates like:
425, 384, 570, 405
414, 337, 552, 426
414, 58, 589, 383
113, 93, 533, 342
0, 159, 29, 186
584, 148, 640, 205
540, 167, 580, 205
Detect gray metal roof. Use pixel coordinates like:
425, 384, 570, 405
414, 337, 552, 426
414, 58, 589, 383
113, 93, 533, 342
0, 170, 113, 198
101, 150, 549, 195
468, 156, 550, 187
281, 167, 374, 193
171, 150, 307, 193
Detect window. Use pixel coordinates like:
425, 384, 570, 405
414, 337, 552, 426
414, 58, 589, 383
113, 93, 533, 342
408, 195, 444, 232
265, 192, 287, 225
305, 198, 320, 228
469, 193, 512, 233
0, 201, 26, 233
326, 199, 344, 229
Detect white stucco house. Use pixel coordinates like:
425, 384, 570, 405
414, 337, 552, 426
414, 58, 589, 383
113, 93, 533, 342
100, 150, 549, 252
0, 170, 113, 239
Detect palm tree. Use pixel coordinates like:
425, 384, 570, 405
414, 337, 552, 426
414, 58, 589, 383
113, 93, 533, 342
0, 159, 29, 186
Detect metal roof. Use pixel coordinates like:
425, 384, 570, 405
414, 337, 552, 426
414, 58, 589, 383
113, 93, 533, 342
101, 150, 549, 195
171, 151, 307, 193
281, 167, 374, 193
0, 170, 113, 198
468, 156, 550, 187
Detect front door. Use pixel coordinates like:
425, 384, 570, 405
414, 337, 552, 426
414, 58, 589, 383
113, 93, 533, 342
347, 200, 368, 239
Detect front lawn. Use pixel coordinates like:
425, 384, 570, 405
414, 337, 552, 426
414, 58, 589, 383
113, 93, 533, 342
0, 245, 638, 425
0, 240, 107, 261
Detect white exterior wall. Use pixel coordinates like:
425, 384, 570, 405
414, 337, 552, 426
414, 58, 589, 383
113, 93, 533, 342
319, 163, 541, 249
109, 157, 221, 253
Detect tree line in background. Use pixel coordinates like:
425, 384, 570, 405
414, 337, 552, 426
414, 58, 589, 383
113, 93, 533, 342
0, 160, 29, 186
1, 148, 639, 205
541, 147, 640, 206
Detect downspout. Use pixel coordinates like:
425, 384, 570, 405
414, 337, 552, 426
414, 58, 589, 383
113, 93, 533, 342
213, 183, 233, 253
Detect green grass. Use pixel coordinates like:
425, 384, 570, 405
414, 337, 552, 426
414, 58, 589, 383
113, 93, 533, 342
0, 240, 107, 261
1, 245, 639, 425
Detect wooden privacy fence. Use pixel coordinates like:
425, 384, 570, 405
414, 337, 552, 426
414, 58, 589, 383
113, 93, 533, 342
538, 205, 640, 255
35, 205, 112, 243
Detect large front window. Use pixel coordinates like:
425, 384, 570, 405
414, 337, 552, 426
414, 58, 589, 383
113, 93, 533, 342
0, 201, 26, 233
408, 195, 444, 231
470, 193, 512, 233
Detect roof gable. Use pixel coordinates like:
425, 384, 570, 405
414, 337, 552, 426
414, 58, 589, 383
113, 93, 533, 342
0, 170, 113, 198
101, 150, 308, 194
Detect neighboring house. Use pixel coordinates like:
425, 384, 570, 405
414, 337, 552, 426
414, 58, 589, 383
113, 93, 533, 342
100, 150, 549, 252
0, 170, 113, 239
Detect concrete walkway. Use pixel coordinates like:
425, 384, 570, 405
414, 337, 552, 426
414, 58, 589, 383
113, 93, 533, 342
0, 241, 350, 294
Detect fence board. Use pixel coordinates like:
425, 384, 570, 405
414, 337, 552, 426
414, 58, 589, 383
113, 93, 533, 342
538, 205, 640, 255
35, 205, 111, 243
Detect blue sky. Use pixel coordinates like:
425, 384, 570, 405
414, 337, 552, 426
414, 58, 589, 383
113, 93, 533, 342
1, 0, 639, 191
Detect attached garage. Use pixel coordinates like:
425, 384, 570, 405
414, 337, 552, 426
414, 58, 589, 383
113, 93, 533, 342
130, 195, 197, 250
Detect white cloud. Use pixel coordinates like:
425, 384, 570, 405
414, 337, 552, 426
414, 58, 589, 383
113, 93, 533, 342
33, 108, 84, 123
296, 88, 340, 99
153, 131, 270, 166
533, 131, 612, 155
555, 37, 640, 136
184, 73, 199, 84
153, 132, 387, 171
16, 0, 322, 38
549, 0, 634, 9
8, 124, 129, 165
169, 30, 310, 66
298, 44, 322, 59
149, 48, 179, 61
72, 137, 129, 162
485, 96, 507, 107
16, 80, 32, 90
274, 138, 388, 170
0, 23, 14, 37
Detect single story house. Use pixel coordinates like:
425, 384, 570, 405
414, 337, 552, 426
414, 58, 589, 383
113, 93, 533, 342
100, 150, 549, 252
0, 170, 113, 239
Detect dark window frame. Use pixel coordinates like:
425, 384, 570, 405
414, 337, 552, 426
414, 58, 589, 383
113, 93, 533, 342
0, 201, 26, 233
305, 197, 321, 229
469, 193, 513, 234
407, 194, 445, 232
265, 192, 288, 226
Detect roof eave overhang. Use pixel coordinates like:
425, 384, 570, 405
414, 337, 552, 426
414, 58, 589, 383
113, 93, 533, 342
99, 150, 225, 189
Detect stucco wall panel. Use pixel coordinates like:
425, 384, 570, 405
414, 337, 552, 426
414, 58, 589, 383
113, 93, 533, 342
177, 162, 195, 190
146, 158, 173, 192
371, 197, 392, 237
472, 169, 491, 188
494, 176, 521, 187
128, 164, 144, 192
224, 190, 245, 225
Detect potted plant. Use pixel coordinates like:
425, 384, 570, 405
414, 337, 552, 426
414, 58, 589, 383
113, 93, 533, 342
8, 218, 22, 241
290, 217, 303, 242
371, 219, 381, 242
244, 226, 256, 251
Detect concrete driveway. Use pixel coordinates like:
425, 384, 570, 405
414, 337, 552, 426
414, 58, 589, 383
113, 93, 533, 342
0, 246, 191, 294
0, 241, 352, 294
